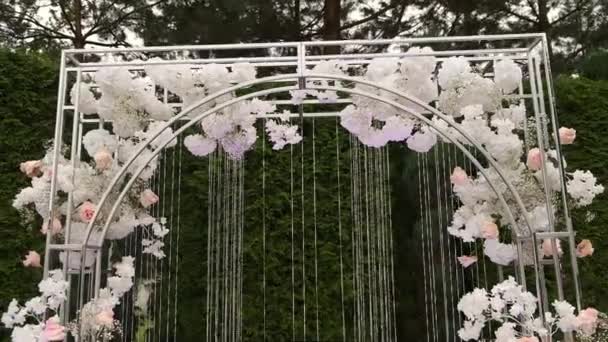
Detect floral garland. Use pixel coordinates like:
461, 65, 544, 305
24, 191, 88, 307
457, 277, 602, 341
67, 256, 135, 341
1, 257, 135, 342
1, 270, 68, 341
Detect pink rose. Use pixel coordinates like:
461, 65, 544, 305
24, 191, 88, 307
541, 239, 563, 258
41, 217, 63, 235
480, 221, 499, 240
140, 189, 159, 208
576, 239, 594, 258
78, 201, 96, 223
95, 308, 115, 326
19, 160, 44, 178
42, 316, 66, 341
450, 167, 468, 186
517, 337, 539, 342
94, 148, 113, 171
577, 307, 599, 335
23, 251, 42, 268
526, 148, 543, 171
457, 255, 477, 268
559, 127, 576, 145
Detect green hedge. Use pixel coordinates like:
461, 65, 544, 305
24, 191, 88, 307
0, 49, 58, 340
554, 75, 608, 311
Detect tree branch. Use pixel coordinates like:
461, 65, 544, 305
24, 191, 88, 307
550, 0, 590, 26
85, 0, 165, 37
338, 2, 398, 32
500, 5, 537, 24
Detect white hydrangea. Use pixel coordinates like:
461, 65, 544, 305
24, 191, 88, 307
365, 58, 399, 82
1, 299, 26, 328
483, 239, 516, 266
438, 57, 472, 90
37, 269, 68, 310
265, 119, 303, 150
528, 205, 551, 231
70, 82, 98, 115
82, 129, 118, 156
381, 115, 413, 142
494, 59, 522, 94
113, 256, 135, 278
406, 127, 437, 153
567, 170, 605, 207
229, 62, 257, 83
184, 134, 217, 157
142, 239, 166, 259
94, 67, 173, 138
458, 288, 490, 320
494, 322, 517, 342
458, 319, 485, 341
24, 297, 46, 316
11, 324, 42, 342
135, 121, 177, 149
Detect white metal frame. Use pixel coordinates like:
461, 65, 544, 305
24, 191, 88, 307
45, 33, 580, 341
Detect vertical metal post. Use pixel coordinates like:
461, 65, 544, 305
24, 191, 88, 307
532, 56, 566, 303
43, 52, 68, 279
539, 35, 583, 311
526, 54, 550, 328
60, 68, 82, 324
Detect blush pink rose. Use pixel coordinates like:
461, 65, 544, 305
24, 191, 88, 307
541, 239, 563, 258
94, 148, 113, 171
517, 337, 539, 342
576, 239, 594, 258
450, 167, 468, 186
41, 217, 63, 235
526, 148, 543, 171
42, 316, 66, 341
95, 308, 115, 326
480, 222, 499, 240
19, 160, 44, 178
559, 127, 576, 145
577, 307, 599, 335
78, 201, 96, 222
140, 189, 159, 208
457, 255, 477, 268
23, 251, 42, 268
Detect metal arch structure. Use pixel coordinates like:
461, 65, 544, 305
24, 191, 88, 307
44, 33, 580, 340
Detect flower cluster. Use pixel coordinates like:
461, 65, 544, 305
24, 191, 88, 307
430, 57, 603, 268
457, 277, 600, 341
338, 48, 439, 151
1, 270, 69, 342
14, 127, 173, 268
68, 256, 135, 340
141, 217, 169, 259
264, 114, 303, 150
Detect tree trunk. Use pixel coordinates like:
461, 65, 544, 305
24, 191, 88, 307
323, 0, 341, 53
73, 0, 85, 48
537, 0, 553, 58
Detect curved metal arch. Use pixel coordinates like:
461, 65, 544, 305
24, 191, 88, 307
74, 72, 544, 314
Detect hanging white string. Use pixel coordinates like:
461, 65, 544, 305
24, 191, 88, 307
312, 117, 320, 342
205, 151, 214, 341
300, 115, 307, 341
262, 119, 267, 341
290, 124, 296, 341
434, 146, 450, 341
335, 117, 346, 342
418, 153, 431, 342
440, 142, 458, 342
172, 134, 183, 340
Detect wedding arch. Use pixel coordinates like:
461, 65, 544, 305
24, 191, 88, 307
6, 33, 604, 342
